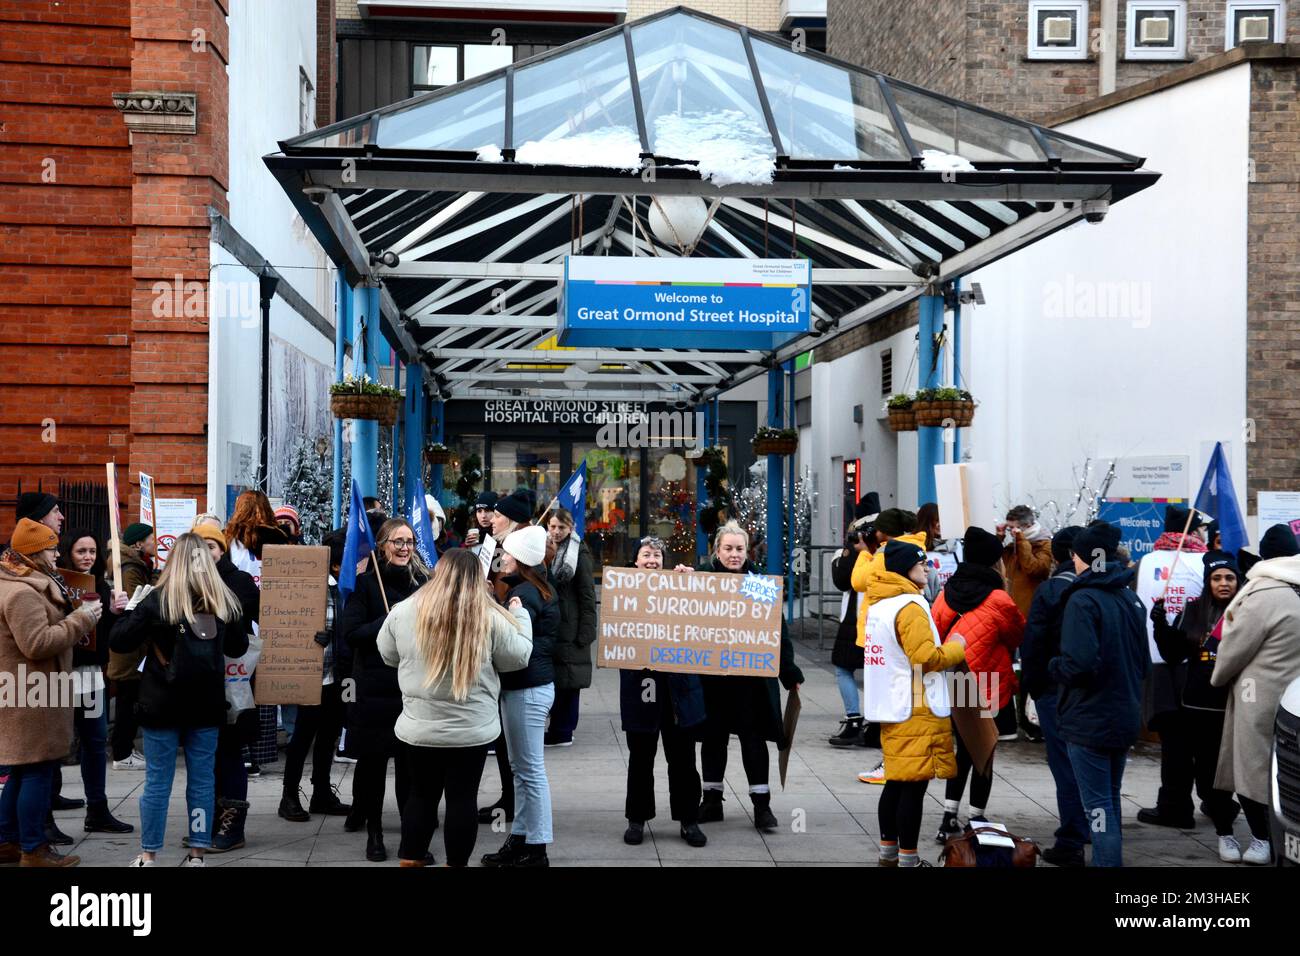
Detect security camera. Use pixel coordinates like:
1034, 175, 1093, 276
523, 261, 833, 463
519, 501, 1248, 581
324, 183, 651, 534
1082, 199, 1109, 224
303, 186, 331, 205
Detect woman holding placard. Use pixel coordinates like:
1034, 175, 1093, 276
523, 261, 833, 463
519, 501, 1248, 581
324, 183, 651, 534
675, 521, 803, 833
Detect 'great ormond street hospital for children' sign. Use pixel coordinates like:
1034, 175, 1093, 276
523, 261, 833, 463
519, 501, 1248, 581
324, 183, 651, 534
559, 256, 810, 350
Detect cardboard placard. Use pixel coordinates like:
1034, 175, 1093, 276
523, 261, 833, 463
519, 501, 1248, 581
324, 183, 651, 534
935, 462, 996, 534
105, 462, 123, 591
596, 568, 784, 677
254, 545, 328, 706
57, 568, 99, 651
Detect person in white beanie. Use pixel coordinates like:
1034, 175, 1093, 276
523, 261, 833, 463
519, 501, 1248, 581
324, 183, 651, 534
423, 494, 460, 554
479, 524, 559, 868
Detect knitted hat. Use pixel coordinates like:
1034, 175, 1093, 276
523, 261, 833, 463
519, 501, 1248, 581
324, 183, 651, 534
123, 522, 153, 546
1260, 523, 1300, 560
854, 492, 881, 521
16, 492, 58, 523
274, 505, 301, 533
875, 508, 917, 538
425, 494, 446, 531
494, 489, 535, 525
10, 518, 58, 556
191, 523, 227, 554
1237, 548, 1260, 578
1051, 525, 1084, 564
475, 491, 499, 510
1202, 550, 1239, 585
883, 539, 926, 577
503, 525, 547, 567
1164, 504, 1203, 534
962, 526, 1003, 567
1072, 522, 1121, 563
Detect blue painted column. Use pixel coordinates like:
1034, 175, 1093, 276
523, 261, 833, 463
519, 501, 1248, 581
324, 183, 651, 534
785, 359, 796, 625
351, 284, 382, 498
766, 366, 784, 575
695, 401, 713, 563
917, 290, 945, 505
402, 362, 426, 517
428, 396, 445, 502
391, 367, 401, 516
332, 272, 351, 527
952, 279, 963, 465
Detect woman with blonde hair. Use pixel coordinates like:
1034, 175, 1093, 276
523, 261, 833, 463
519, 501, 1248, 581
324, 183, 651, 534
110, 533, 250, 866
377, 549, 533, 866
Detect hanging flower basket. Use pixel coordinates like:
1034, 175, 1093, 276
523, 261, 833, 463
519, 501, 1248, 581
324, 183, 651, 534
424, 444, 453, 466
913, 388, 976, 427
886, 394, 917, 432
752, 427, 798, 456
329, 375, 401, 427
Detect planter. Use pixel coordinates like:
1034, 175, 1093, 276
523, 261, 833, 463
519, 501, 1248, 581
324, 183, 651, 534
913, 399, 976, 427
330, 392, 400, 427
752, 437, 799, 456
887, 406, 917, 432
424, 448, 453, 466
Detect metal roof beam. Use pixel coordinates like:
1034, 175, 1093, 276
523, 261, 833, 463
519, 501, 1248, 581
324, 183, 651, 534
427, 348, 764, 363
443, 371, 720, 384
385, 261, 922, 285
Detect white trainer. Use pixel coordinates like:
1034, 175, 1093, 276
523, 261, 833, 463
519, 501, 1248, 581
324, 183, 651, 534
1217, 835, 1242, 863
113, 752, 147, 771
127, 855, 155, 867
179, 854, 206, 867
1242, 838, 1271, 865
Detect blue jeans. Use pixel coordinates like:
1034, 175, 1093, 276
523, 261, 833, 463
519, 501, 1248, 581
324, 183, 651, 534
140, 726, 219, 852
547, 688, 581, 741
503, 684, 555, 845
1067, 742, 1127, 867
76, 700, 110, 805
0, 760, 56, 851
834, 666, 861, 716
1035, 692, 1088, 851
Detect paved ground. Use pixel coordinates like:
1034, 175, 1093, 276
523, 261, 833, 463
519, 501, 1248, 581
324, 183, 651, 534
53, 632, 1241, 867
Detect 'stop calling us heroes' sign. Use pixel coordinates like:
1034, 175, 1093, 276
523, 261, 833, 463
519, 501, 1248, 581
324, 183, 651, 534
559, 256, 811, 350
597, 568, 784, 678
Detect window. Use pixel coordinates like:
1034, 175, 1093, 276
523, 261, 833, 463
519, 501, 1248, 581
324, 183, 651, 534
464, 43, 513, 80
1028, 1, 1090, 59
1126, 2, 1187, 59
1226, 2, 1287, 47
880, 348, 893, 396
298, 68, 314, 135
413, 43, 515, 92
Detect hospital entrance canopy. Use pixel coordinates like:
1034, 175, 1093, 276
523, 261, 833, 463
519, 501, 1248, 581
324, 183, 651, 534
265, 6, 1158, 403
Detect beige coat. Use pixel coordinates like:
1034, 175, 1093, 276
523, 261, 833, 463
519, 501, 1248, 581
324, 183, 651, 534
0, 556, 97, 766
1212, 555, 1300, 804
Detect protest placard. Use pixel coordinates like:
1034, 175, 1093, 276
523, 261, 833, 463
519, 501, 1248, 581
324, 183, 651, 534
254, 544, 328, 706
596, 568, 783, 677
153, 498, 197, 570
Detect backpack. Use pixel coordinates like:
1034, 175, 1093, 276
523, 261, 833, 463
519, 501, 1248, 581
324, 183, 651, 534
137, 613, 223, 723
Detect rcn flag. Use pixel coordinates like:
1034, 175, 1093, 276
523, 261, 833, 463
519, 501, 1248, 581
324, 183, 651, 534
339, 479, 376, 609
410, 477, 439, 570
1193, 442, 1247, 555
557, 460, 587, 540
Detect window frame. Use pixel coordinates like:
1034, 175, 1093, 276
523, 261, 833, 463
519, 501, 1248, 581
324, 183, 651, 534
1125, 1, 1188, 60
1225, 1, 1288, 48
411, 43, 461, 93
1027, 0, 1091, 60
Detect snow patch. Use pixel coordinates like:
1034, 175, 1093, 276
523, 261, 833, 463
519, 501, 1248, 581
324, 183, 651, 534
921, 149, 976, 172
476, 145, 503, 163
653, 110, 776, 187
513, 126, 643, 171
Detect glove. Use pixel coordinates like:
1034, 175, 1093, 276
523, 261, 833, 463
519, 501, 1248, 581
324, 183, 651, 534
1149, 599, 1165, 624
125, 584, 153, 611
313, 630, 330, 648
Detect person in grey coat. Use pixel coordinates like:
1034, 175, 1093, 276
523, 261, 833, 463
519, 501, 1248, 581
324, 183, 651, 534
544, 508, 597, 746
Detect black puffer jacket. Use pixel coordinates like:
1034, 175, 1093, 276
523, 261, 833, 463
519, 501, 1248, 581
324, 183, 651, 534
550, 539, 598, 690
499, 574, 559, 691
830, 550, 862, 672
1020, 562, 1077, 700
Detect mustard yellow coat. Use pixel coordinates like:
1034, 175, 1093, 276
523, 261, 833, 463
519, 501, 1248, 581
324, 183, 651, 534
851, 531, 929, 648
866, 571, 966, 782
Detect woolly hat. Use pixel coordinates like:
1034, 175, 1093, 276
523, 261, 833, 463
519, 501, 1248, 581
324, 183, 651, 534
1237, 548, 1261, 578
1072, 522, 1122, 563
1202, 550, 1239, 585
10, 517, 58, 556
16, 492, 58, 523
962, 526, 1003, 567
123, 522, 153, 546
503, 525, 547, 567
274, 505, 301, 533
191, 523, 227, 554
494, 489, 535, 525
1164, 504, 1203, 534
425, 494, 446, 531
854, 492, 881, 521
883, 539, 927, 577
475, 491, 499, 510
1051, 525, 1084, 564
875, 508, 917, 538
1260, 523, 1300, 560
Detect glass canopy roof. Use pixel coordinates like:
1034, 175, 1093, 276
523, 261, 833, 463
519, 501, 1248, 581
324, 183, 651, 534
285, 7, 1140, 171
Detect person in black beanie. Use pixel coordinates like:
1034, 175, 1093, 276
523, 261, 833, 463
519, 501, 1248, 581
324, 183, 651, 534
16, 493, 63, 534
464, 491, 498, 550
1259, 523, 1300, 560
1139, 551, 1243, 859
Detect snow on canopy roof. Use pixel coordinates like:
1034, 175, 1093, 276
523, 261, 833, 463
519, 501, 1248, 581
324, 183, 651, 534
266, 6, 1159, 403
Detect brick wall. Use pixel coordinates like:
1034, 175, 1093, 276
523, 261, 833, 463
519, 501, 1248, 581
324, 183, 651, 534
814, 300, 921, 364
317, 0, 336, 128
828, 0, 967, 97
1245, 59, 1300, 508
0, 0, 133, 535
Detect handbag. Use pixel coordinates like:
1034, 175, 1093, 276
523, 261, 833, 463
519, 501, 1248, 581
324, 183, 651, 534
225, 622, 262, 724
940, 826, 1040, 868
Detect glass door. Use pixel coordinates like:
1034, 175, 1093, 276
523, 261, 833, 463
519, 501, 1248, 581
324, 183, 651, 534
572, 443, 640, 570
488, 440, 561, 520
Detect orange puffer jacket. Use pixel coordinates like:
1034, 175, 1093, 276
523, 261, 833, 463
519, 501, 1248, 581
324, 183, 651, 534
931, 586, 1025, 710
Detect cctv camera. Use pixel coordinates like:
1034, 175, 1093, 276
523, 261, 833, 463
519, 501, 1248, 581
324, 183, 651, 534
370, 250, 399, 268
303, 186, 331, 205
1082, 199, 1109, 224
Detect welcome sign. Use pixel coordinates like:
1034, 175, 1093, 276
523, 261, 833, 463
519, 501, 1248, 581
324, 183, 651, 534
559, 256, 811, 349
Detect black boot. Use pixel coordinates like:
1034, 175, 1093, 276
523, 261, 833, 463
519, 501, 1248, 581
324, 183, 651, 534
51, 794, 85, 812
511, 843, 550, 868
279, 789, 311, 823
699, 789, 725, 823
860, 722, 882, 748
366, 825, 387, 862
680, 822, 708, 847
828, 715, 865, 748
751, 792, 778, 833
343, 807, 365, 832
83, 801, 133, 834
480, 833, 525, 867
209, 800, 248, 853
309, 786, 351, 816
44, 813, 73, 847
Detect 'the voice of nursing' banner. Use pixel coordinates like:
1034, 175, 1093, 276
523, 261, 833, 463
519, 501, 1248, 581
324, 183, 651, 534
558, 256, 811, 350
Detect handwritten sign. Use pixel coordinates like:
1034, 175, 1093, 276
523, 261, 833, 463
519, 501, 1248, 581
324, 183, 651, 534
597, 568, 784, 677
254, 545, 327, 705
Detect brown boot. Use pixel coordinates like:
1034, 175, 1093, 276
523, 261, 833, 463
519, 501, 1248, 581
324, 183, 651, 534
0, 841, 21, 866
20, 843, 80, 868
398, 858, 427, 867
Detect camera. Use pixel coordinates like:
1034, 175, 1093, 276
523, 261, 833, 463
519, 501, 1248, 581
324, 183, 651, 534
1082, 199, 1109, 224
304, 186, 331, 205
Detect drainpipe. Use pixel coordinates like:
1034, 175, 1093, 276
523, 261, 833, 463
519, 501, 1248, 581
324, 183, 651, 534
332, 273, 349, 526
257, 268, 280, 492
1100, 0, 1118, 96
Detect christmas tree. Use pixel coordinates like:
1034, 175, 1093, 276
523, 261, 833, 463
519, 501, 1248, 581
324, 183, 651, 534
282, 434, 333, 544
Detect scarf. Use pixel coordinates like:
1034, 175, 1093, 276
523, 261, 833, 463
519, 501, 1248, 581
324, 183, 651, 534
941, 563, 1007, 613
1022, 522, 1052, 543
549, 534, 580, 585
1, 549, 74, 610
1153, 531, 1207, 554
